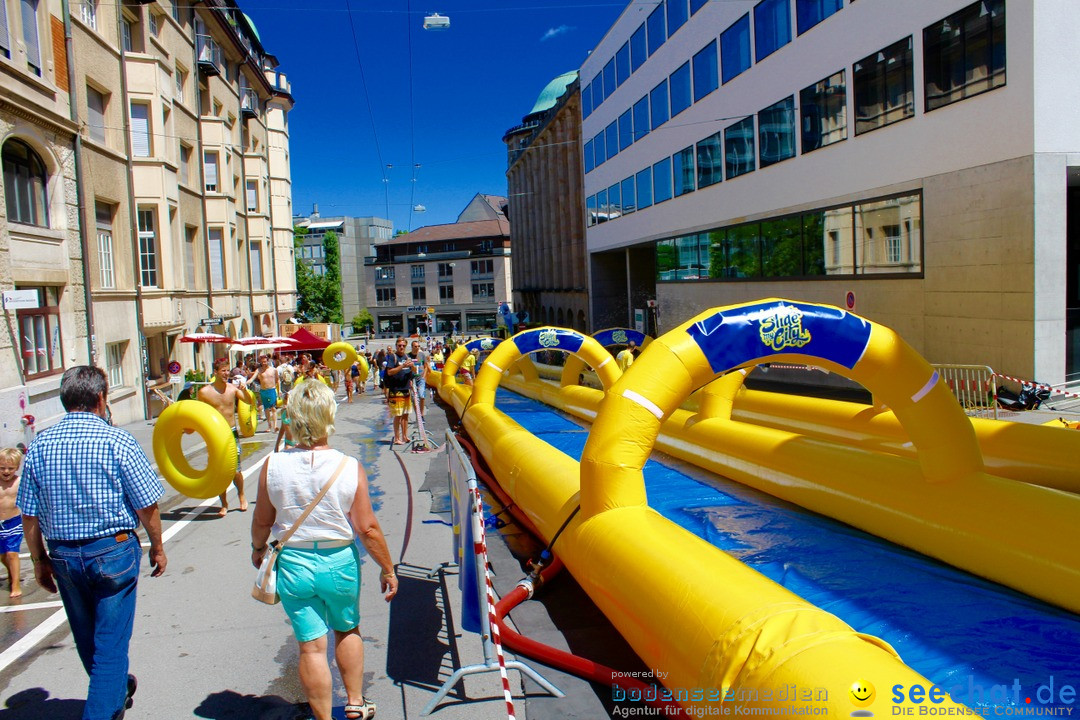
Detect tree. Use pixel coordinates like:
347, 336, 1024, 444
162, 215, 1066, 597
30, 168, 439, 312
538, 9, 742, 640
351, 308, 375, 335
293, 227, 343, 323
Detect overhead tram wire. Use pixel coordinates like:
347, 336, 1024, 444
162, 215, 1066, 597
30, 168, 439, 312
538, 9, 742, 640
344, 0, 391, 219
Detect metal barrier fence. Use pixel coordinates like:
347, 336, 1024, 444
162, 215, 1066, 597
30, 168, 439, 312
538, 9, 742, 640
931, 364, 998, 420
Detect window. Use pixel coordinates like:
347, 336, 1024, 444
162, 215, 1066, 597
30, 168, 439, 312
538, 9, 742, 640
130, 102, 151, 157
621, 176, 636, 214
758, 96, 796, 168
587, 195, 597, 227
696, 131, 724, 189
754, 0, 791, 62
647, 3, 666, 56
438, 262, 454, 279
246, 179, 258, 211
608, 182, 621, 219
721, 14, 752, 84
605, 121, 618, 160
209, 227, 224, 289
17, 287, 63, 379
924, 0, 1006, 112
137, 207, 158, 287
376, 288, 397, 306
616, 42, 631, 86
650, 80, 669, 129
630, 23, 647, 73
3, 138, 49, 226
412, 286, 427, 302
411, 264, 425, 280
22, 0, 41, 75
691, 0, 708, 14
633, 96, 650, 141
204, 150, 218, 191
725, 116, 756, 179
693, 40, 719, 102
106, 342, 125, 388
590, 76, 604, 109
653, 157, 673, 204
800, 70, 847, 152
87, 86, 106, 144
584, 139, 594, 174
439, 285, 454, 303
673, 145, 695, 196
0, 0, 9, 58
121, 16, 133, 52
96, 201, 114, 288
81, 0, 97, 30
596, 188, 608, 223
148, 12, 159, 37
854, 37, 914, 135
761, 217, 803, 277
670, 62, 692, 117
375, 266, 395, 281
471, 259, 494, 276
250, 241, 263, 289
636, 168, 653, 210
593, 131, 606, 167
175, 67, 186, 103
472, 283, 495, 298
179, 144, 192, 184
797, 0, 842, 35
618, 110, 633, 151
855, 194, 922, 273
668, 0, 688, 36
603, 59, 616, 99
185, 225, 198, 288
582, 82, 593, 119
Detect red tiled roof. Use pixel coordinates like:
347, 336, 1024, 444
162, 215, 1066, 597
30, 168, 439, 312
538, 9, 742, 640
387, 218, 510, 245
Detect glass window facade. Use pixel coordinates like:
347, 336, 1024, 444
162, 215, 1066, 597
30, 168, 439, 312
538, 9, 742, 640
670, 62, 692, 117
647, 4, 666, 56
606, 121, 619, 159
650, 79, 670, 129
796, 0, 842, 36
653, 157, 673, 204
619, 109, 634, 151
608, 182, 622, 219
596, 189, 608, 222
758, 96, 796, 168
693, 40, 719, 102
633, 96, 650, 141
630, 23, 647, 73
603, 59, 616, 99
855, 195, 922, 273
621, 176, 636, 214
854, 37, 914, 135
616, 42, 631, 86
754, 0, 792, 62
725, 117, 756, 179
590, 76, 604, 108
584, 139, 595, 173
587, 195, 597, 227
674, 145, 695, 196
800, 70, 847, 153
691, 0, 708, 16
923, 0, 1005, 112
667, 0, 688, 36
696, 131, 723, 189
721, 14, 752, 84
636, 168, 653, 209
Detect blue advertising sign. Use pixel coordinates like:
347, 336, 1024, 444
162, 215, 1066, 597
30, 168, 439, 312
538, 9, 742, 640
512, 328, 585, 355
593, 328, 647, 347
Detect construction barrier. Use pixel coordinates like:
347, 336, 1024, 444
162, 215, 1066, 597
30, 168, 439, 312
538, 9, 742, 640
932, 364, 998, 419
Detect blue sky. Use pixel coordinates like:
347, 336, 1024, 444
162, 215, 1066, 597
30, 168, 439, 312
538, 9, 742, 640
243, 1, 629, 232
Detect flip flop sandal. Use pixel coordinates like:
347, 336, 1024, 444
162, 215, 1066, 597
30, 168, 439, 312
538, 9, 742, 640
344, 698, 377, 719
125, 674, 137, 709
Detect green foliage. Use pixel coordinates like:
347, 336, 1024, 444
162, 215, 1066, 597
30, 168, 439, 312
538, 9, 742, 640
294, 228, 343, 323
351, 308, 375, 334
184, 369, 206, 382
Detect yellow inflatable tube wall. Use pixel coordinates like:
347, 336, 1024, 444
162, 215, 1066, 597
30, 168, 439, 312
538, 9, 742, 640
453, 317, 968, 715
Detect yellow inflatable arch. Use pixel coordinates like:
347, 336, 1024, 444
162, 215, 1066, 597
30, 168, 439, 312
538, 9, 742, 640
559, 327, 651, 388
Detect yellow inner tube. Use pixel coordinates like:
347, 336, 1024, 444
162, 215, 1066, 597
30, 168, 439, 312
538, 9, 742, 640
237, 392, 258, 437
152, 400, 238, 499
324, 342, 358, 372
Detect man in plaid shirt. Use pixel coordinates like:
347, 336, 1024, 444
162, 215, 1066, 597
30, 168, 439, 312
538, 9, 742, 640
18, 366, 167, 720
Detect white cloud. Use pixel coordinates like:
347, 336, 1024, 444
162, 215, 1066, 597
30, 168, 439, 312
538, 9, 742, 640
540, 25, 574, 42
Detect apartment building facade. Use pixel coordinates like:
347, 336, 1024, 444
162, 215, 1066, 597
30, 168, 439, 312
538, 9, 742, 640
504, 71, 590, 333
580, 0, 1080, 384
0, 0, 296, 445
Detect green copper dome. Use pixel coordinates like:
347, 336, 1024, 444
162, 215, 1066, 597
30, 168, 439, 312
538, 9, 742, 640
243, 13, 261, 43
529, 71, 578, 116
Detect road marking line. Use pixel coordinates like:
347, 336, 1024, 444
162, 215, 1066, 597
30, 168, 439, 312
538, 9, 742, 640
0, 601, 64, 614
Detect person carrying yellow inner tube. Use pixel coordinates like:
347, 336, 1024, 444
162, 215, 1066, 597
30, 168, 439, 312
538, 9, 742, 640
198, 358, 257, 517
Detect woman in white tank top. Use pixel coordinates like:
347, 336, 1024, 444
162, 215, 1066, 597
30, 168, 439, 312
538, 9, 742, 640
250, 380, 397, 720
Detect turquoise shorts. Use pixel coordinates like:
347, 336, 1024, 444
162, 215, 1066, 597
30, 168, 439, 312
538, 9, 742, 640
276, 544, 361, 642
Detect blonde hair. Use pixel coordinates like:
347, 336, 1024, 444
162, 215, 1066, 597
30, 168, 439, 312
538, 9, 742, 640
0, 447, 22, 467
286, 379, 336, 446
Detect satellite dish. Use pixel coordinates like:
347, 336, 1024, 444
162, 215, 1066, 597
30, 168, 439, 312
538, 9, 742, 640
423, 13, 450, 30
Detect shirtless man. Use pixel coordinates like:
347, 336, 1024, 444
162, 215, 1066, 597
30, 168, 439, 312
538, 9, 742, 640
0, 448, 23, 597
198, 358, 256, 516
251, 355, 279, 432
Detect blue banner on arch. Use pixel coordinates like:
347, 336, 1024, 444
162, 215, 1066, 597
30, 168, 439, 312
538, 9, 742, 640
685, 301, 871, 373
464, 337, 501, 353
512, 328, 585, 355
593, 328, 647, 347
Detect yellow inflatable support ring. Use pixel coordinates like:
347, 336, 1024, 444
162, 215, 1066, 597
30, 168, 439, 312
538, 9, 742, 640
237, 389, 258, 437
323, 342, 358, 372
153, 400, 238, 499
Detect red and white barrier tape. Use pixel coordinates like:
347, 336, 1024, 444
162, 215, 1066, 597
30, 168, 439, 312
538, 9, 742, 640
472, 488, 517, 720
992, 373, 1080, 400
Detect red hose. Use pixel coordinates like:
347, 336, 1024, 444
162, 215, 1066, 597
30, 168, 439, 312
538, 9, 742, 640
454, 431, 687, 717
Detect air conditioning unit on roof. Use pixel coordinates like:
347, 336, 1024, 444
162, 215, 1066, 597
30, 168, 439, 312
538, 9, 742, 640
423, 13, 450, 30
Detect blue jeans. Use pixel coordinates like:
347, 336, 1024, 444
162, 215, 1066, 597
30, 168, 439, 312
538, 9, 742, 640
49, 535, 141, 720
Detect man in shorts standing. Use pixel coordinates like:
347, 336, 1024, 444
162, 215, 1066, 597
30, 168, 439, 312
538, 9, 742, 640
385, 338, 416, 445
251, 355, 279, 433
408, 339, 429, 417
198, 358, 256, 517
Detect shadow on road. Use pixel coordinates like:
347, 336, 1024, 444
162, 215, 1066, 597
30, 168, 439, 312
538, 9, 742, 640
193, 689, 305, 719
0, 688, 82, 719
386, 565, 459, 694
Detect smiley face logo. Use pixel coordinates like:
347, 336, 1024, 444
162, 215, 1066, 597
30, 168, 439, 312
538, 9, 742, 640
849, 679, 876, 710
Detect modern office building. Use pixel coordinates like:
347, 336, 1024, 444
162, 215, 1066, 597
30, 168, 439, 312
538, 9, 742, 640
504, 71, 590, 332
365, 197, 512, 337
0, 0, 297, 443
580, 0, 1079, 385
294, 207, 393, 330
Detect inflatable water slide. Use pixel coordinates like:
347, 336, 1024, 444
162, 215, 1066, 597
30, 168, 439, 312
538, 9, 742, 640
434, 299, 1080, 716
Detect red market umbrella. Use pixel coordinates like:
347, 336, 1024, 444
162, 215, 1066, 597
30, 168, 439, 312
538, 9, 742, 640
280, 327, 331, 351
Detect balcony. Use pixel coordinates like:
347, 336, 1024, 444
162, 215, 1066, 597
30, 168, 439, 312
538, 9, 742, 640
197, 35, 222, 76
241, 88, 259, 119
